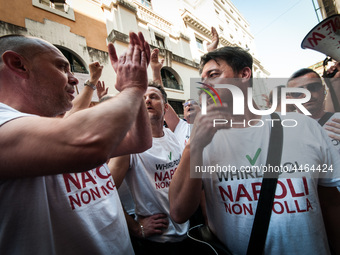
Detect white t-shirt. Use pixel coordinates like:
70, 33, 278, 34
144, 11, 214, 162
201, 113, 340, 255
125, 127, 189, 243
0, 103, 134, 255
173, 119, 191, 149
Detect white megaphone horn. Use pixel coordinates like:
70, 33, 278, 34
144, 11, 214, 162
301, 14, 340, 61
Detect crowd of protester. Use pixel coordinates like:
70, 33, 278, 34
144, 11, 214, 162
0, 26, 339, 255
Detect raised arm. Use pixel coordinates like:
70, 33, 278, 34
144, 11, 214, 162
108, 154, 130, 188
325, 62, 340, 112
107, 98, 151, 158
169, 104, 230, 223
96, 80, 109, 100
64, 62, 103, 117
0, 32, 152, 178
150, 48, 164, 86
165, 104, 180, 132
206, 26, 219, 52
149, 48, 180, 131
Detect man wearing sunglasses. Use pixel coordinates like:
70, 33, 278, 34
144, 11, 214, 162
170, 47, 340, 255
287, 68, 340, 154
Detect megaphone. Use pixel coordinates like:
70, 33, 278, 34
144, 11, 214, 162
302, 14, 340, 111
301, 14, 340, 61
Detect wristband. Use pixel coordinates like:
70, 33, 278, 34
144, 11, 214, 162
84, 79, 96, 90
139, 223, 145, 238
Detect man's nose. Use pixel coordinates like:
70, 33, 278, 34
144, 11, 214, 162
144, 96, 151, 104
68, 72, 79, 86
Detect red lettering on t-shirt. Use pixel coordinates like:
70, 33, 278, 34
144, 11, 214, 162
96, 165, 111, 179
81, 171, 97, 188
275, 180, 287, 199
63, 173, 81, 192
235, 184, 252, 202
219, 185, 233, 202
287, 179, 305, 197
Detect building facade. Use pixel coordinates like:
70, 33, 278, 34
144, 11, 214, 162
0, 0, 269, 112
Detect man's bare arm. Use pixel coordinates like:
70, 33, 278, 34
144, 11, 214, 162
206, 26, 219, 52
112, 99, 152, 157
169, 142, 203, 223
64, 62, 103, 118
149, 48, 180, 131
169, 105, 230, 223
165, 104, 180, 132
0, 32, 152, 178
108, 154, 130, 188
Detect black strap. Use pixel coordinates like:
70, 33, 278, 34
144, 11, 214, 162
246, 113, 283, 255
318, 112, 334, 126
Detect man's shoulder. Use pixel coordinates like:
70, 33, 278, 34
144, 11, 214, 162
331, 112, 340, 118
164, 126, 181, 140
278, 112, 321, 127
174, 118, 189, 132
0, 103, 36, 127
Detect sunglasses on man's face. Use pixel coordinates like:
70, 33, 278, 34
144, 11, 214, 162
183, 101, 198, 107
289, 82, 323, 98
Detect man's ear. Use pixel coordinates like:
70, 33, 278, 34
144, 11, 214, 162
164, 102, 169, 114
2, 51, 30, 79
241, 67, 252, 80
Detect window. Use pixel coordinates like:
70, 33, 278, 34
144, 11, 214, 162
141, 0, 152, 8
168, 100, 184, 118
57, 47, 88, 73
41, 0, 68, 12
155, 35, 165, 48
196, 37, 204, 51
33, 0, 74, 20
161, 68, 183, 90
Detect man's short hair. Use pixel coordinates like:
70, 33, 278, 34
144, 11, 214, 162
288, 68, 320, 82
148, 81, 168, 103
0, 34, 51, 64
199, 46, 253, 77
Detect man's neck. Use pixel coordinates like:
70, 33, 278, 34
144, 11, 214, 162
299, 109, 325, 120
311, 110, 326, 120
151, 119, 164, 138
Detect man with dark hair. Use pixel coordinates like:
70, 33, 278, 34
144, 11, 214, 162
0, 33, 152, 254
199, 46, 253, 83
149, 48, 200, 148
148, 81, 168, 103
169, 46, 340, 254
287, 68, 340, 154
108, 84, 189, 255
